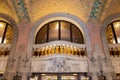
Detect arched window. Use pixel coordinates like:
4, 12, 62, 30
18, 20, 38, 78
0, 20, 13, 57
0, 15, 18, 80
0, 20, 13, 44
106, 20, 120, 44
35, 20, 84, 44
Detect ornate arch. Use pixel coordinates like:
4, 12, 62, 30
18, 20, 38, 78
0, 13, 18, 78
0, 13, 18, 49
28, 13, 92, 58
101, 13, 120, 57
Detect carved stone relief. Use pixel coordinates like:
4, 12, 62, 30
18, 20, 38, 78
48, 58, 70, 72
31, 54, 88, 72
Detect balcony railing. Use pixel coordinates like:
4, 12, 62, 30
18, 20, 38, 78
108, 44, 120, 57
0, 44, 10, 57
33, 41, 87, 57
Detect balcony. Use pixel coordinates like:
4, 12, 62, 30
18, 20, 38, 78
32, 41, 88, 72
0, 44, 10, 74
108, 43, 120, 58
0, 44, 10, 57
33, 41, 87, 58
109, 43, 120, 74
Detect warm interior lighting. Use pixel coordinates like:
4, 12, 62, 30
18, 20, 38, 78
81, 76, 89, 80
35, 20, 84, 44
41, 75, 57, 79
30, 76, 38, 80
73, 73, 78, 75
55, 22, 59, 29
41, 74, 46, 76
0, 37, 5, 43
0, 37, 2, 43
117, 37, 120, 43
0, 72, 3, 74
3, 38, 6, 44
33, 43, 86, 57
112, 39, 116, 44
0, 22, 4, 28
114, 21, 120, 28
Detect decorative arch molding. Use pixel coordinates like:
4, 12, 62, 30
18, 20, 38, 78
0, 13, 18, 55
101, 13, 120, 57
28, 13, 92, 58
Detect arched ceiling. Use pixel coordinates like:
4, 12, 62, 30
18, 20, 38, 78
0, 0, 120, 23
0, 0, 19, 22
101, 0, 120, 21
28, 0, 93, 23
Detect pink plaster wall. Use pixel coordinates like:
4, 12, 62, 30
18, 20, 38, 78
87, 20, 104, 54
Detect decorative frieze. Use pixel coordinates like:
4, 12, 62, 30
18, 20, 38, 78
31, 54, 88, 72
12, 0, 30, 21
89, 0, 106, 19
